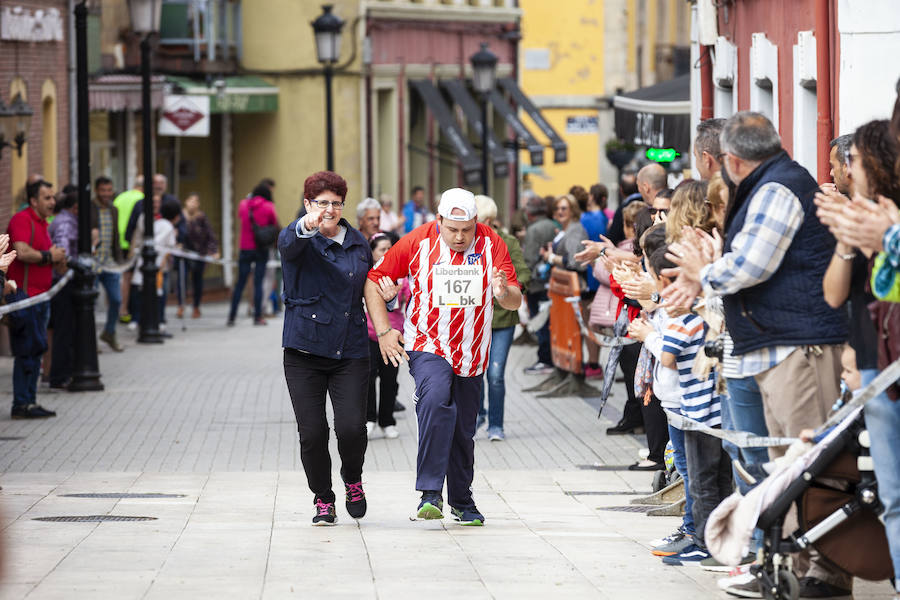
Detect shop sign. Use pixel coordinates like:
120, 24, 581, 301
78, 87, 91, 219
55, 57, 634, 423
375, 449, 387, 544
159, 95, 210, 137
1, 6, 64, 42
566, 116, 599, 134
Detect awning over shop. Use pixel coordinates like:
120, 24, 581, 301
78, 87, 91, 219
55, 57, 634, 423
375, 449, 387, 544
88, 74, 166, 111
441, 79, 509, 178
488, 88, 544, 166
167, 75, 279, 113
409, 79, 482, 185
613, 74, 691, 153
498, 78, 567, 164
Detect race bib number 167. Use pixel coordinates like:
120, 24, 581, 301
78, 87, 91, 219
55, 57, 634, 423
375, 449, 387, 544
432, 264, 483, 308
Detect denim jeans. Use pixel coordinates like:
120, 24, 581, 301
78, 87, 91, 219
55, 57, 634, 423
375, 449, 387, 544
229, 248, 268, 321
684, 428, 733, 549
666, 415, 695, 535
861, 368, 900, 592
96, 270, 122, 336
725, 375, 770, 468
12, 301, 49, 407
479, 326, 515, 432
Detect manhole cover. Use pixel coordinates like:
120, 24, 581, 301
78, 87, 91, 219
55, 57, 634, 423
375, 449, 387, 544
596, 505, 656, 513
575, 465, 633, 471
0, 436, 25, 441
33, 515, 157, 522
565, 491, 646, 496
60, 493, 186, 499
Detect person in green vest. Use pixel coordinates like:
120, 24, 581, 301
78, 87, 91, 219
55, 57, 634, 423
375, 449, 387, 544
473, 194, 531, 441
113, 175, 144, 324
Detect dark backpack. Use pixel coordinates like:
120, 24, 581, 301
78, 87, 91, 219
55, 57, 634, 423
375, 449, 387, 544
249, 205, 278, 249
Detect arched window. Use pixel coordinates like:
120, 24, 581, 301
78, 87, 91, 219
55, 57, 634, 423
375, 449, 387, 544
42, 80, 58, 186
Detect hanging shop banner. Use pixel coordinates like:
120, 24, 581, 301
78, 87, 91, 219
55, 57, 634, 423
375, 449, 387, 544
158, 95, 210, 137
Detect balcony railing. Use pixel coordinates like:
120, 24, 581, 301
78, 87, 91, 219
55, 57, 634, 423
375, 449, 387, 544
158, 0, 241, 64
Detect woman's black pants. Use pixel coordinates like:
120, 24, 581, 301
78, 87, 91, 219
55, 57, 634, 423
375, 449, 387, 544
284, 348, 369, 503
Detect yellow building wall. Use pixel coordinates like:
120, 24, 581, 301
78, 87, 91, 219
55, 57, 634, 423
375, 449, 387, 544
235, 0, 363, 228
525, 108, 600, 197
518, 0, 605, 198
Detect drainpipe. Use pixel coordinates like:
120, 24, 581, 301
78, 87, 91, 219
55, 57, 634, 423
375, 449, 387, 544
815, 0, 833, 183
699, 44, 714, 120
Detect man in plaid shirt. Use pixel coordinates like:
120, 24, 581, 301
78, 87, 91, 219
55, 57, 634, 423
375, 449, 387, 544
665, 112, 851, 596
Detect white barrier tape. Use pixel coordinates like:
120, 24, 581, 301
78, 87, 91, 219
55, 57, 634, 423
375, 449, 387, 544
665, 410, 798, 448
815, 358, 900, 434
95, 246, 281, 273
564, 296, 638, 348
0, 270, 75, 316
525, 300, 550, 334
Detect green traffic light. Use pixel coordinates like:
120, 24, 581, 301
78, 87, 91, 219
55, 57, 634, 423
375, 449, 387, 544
646, 148, 680, 162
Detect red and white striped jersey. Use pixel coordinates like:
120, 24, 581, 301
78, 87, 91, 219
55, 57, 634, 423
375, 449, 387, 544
367, 221, 518, 377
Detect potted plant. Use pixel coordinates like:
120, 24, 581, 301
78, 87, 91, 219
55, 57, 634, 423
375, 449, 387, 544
605, 139, 637, 170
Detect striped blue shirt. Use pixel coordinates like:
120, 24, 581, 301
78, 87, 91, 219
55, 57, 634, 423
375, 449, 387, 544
663, 313, 721, 427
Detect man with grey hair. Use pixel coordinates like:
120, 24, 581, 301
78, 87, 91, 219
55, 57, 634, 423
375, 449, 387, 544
693, 118, 726, 180
665, 112, 849, 595
356, 197, 382, 240
826, 134, 853, 196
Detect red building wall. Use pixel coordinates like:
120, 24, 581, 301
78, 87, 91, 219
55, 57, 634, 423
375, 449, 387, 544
0, 0, 70, 230
368, 20, 516, 67
717, 0, 818, 155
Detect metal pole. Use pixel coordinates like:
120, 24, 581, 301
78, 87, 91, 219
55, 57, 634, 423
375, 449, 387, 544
324, 64, 334, 171
68, 0, 103, 392
481, 92, 489, 197
138, 34, 163, 344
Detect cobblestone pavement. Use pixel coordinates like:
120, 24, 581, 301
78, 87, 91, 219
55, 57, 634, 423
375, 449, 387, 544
0, 302, 893, 598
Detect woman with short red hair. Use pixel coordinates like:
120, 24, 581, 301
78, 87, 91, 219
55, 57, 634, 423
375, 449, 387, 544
280, 171, 373, 526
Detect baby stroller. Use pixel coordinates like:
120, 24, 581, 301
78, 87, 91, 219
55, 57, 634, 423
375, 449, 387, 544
748, 409, 892, 600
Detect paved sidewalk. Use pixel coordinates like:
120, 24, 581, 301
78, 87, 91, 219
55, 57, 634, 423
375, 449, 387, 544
0, 303, 893, 598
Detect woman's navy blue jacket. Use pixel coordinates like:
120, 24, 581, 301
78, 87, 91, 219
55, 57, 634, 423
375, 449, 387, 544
278, 217, 372, 360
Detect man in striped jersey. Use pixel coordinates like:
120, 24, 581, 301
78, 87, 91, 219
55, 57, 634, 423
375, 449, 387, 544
365, 188, 521, 526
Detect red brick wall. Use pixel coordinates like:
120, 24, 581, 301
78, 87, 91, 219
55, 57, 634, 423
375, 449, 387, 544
0, 0, 70, 231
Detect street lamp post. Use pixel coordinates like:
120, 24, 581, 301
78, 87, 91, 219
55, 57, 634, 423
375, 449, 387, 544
470, 43, 498, 197
69, 0, 104, 391
128, 0, 164, 344
311, 4, 344, 172
0, 94, 33, 158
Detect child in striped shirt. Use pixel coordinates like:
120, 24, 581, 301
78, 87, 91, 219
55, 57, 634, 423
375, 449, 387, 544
653, 245, 733, 564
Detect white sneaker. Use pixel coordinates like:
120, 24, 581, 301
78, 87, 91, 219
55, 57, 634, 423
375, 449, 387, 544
127, 322, 137, 331
382, 425, 399, 439
718, 570, 761, 598
366, 422, 376, 438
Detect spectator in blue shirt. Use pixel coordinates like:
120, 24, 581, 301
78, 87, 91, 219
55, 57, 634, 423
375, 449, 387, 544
403, 185, 433, 233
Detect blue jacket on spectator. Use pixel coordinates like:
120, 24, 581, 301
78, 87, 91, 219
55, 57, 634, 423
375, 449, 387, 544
278, 217, 372, 360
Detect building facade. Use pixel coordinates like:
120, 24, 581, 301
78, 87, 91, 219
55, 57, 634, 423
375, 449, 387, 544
693, 0, 900, 182
518, 0, 690, 199
0, 0, 70, 229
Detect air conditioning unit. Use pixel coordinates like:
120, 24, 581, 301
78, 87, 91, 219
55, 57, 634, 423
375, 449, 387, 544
751, 33, 773, 89
796, 30, 817, 89
713, 37, 735, 88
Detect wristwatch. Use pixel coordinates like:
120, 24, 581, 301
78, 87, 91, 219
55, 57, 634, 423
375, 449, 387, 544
599, 247, 608, 258
650, 291, 661, 304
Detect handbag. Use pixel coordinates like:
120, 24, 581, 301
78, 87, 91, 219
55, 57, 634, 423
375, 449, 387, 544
589, 284, 618, 328
249, 206, 279, 249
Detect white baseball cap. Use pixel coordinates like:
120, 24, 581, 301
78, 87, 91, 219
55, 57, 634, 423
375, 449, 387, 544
437, 188, 477, 222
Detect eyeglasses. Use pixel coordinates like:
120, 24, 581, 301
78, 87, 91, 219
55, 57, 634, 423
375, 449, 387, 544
649, 207, 669, 216
313, 199, 345, 209
555, 205, 569, 212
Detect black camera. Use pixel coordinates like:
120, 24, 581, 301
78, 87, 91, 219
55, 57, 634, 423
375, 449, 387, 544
704, 337, 724, 360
